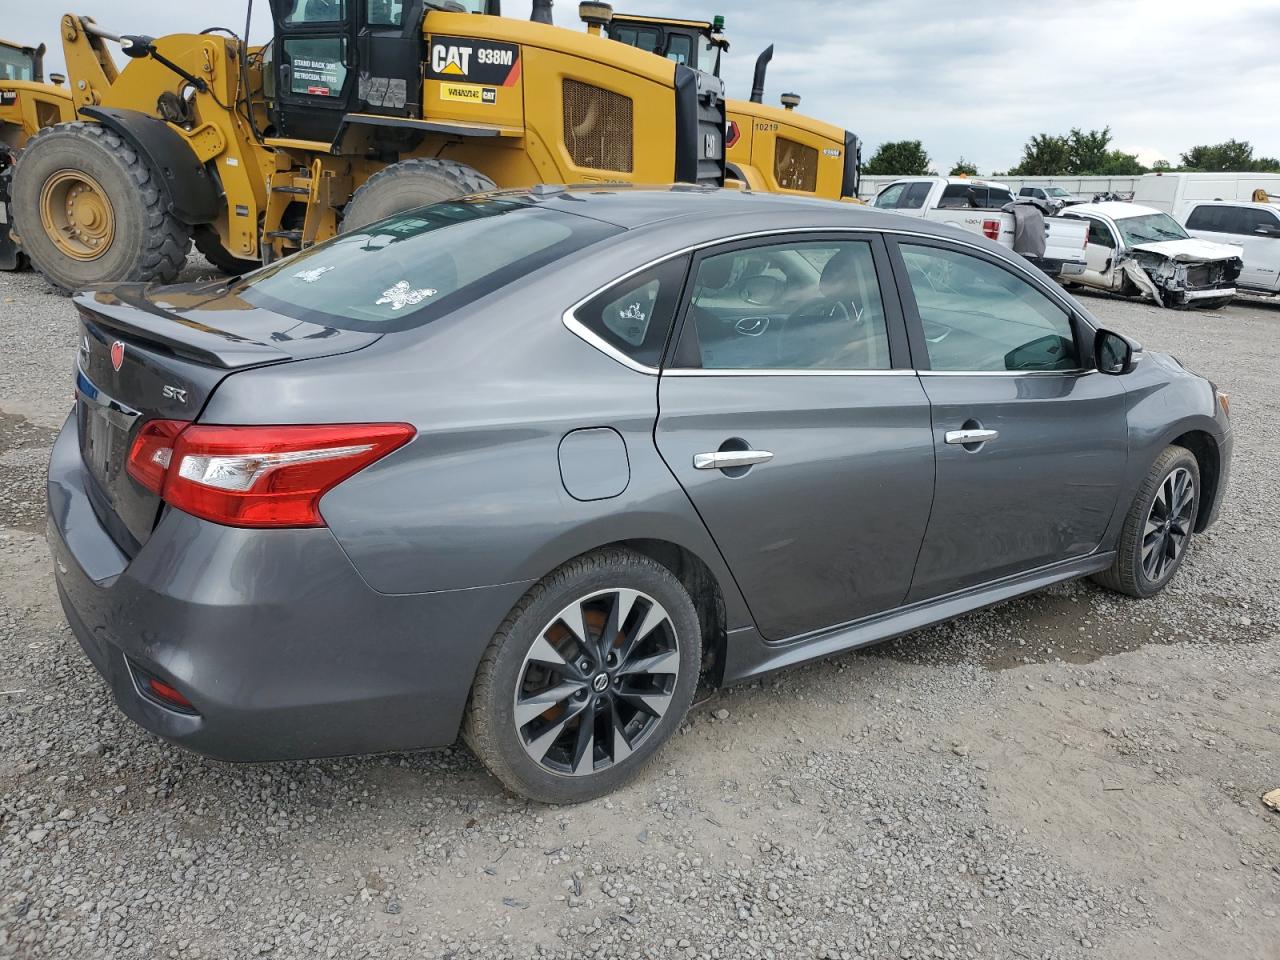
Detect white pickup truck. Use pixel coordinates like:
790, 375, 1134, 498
1181, 200, 1280, 296
871, 176, 1088, 277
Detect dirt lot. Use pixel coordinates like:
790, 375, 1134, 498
1, 263, 1277, 960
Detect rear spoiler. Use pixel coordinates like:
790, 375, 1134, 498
73, 289, 291, 370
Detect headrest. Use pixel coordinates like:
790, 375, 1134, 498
819, 247, 863, 298
699, 255, 734, 290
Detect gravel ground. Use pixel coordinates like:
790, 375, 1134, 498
1, 261, 1277, 960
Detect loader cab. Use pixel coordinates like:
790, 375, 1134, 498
264, 0, 499, 143
603, 13, 726, 77
0, 39, 44, 82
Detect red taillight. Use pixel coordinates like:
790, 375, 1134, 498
126, 419, 189, 494
726, 119, 741, 150
147, 677, 194, 710
982, 219, 1001, 241
127, 421, 415, 528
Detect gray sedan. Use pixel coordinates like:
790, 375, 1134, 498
48, 187, 1233, 802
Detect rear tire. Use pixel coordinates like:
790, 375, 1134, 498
1092, 445, 1200, 598
340, 158, 496, 233
10, 122, 190, 294
464, 549, 701, 804
193, 225, 259, 276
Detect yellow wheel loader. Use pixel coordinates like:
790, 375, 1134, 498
10, 1, 726, 292
0, 39, 76, 267
599, 10, 862, 201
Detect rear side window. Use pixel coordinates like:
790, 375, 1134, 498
675, 239, 892, 371
239, 198, 622, 331
573, 257, 690, 368
1185, 205, 1226, 231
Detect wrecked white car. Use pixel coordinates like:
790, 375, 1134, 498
1059, 202, 1242, 309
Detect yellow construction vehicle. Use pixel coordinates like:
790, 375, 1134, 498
9, 2, 725, 292
599, 10, 861, 201
0, 38, 75, 267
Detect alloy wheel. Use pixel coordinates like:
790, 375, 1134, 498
1142, 466, 1195, 582
513, 588, 679, 777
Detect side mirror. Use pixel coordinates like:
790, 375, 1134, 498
1254, 224, 1280, 237
1094, 328, 1139, 375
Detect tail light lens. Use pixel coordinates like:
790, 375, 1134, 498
127, 422, 414, 528
981, 219, 1001, 241
126, 419, 186, 495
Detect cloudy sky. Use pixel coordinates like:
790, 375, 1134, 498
10, 0, 1279, 173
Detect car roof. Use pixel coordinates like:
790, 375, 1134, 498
1063, 201, 1162, 220
481, 185, 999, 242
1185, 199, 1280, 210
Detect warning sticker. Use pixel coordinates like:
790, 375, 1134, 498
440, 83, 498, 105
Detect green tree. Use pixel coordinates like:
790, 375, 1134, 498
1007, 134, 1072, 176
949, 157, 979, 177
1180, 139, 1280, 172
1151, 159, 1171, 171
1009, 127, 1147, 176
1067, 127, 1113, 174
1098, 150, 1146, 176
863, 140, 932, 176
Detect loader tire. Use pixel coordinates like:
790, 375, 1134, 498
340, 158, 496, 233
10, 122, 191, 294
194, 225, 260, 276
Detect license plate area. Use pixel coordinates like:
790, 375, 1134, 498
76, 368, 140, 495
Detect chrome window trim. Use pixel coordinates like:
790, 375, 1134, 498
561, 224, 1094, 376
664, 368, 913, 378
917, 368, 1095, 378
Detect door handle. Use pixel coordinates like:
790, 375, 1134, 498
945, 429, 999, 445
693, 449, 774, 470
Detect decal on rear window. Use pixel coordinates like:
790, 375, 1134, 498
376, 281, 438, 310
293, 266, 335, 283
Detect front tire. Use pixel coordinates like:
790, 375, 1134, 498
464, 549, 702, 803
1093, 445, 1200, 598
340, 158, 496, 234
10, 122, 190, 294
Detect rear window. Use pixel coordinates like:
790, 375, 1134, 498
237, 198, 622, 331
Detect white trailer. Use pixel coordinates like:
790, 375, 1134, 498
1133, 172, 1280, 218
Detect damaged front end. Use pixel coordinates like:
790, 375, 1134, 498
1122, 245, 1242, 309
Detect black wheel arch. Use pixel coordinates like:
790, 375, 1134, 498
78, 106, 220, 225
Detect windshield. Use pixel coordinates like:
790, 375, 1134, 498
1045, 187, 1071, 197
0, 44, 34, 81
237, 198, 622, 331
1117, 212, 1189, 246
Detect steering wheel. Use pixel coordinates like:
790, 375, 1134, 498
787, 297, 858, 327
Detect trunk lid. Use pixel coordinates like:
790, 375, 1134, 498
73, 280, 381, 554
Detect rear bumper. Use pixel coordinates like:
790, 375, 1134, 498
47, 415, 530, 762
1027, 256, 1085, 278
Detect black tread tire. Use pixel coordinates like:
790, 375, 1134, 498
1092, 444, 1200, 598
463, 548, 702, 804
340, 158, 496, 233
10, 122, 191, 294
193, 225, 259, 276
